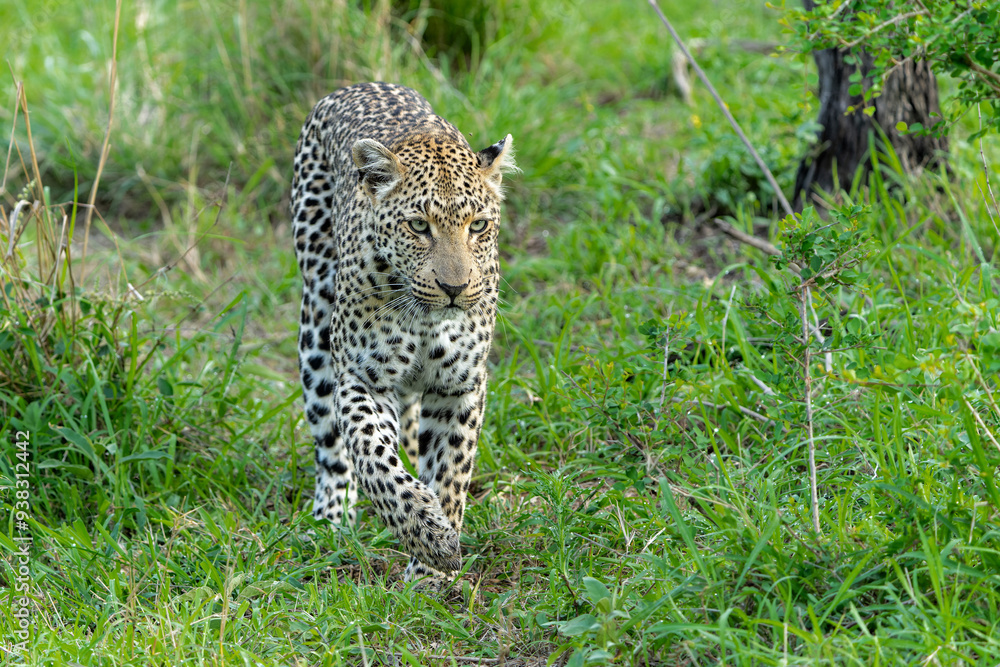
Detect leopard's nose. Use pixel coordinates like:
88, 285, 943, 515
436, 279, 468, 302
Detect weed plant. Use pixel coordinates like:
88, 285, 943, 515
2, 0, 1000, 665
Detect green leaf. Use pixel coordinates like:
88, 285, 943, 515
37, 461, 94, 480
172, 586, 218, 605
235, 581, 300, 602
56, 427, 99, 462
556, 614, 600, 637
582, 577, 612, 605
118, 450, 171, 465
980, 332, 1000, 350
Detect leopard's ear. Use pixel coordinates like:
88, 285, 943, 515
477, 134, 517, 197
352, 138, 405, 202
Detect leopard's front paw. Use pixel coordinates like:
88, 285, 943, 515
397, 496, 461, 573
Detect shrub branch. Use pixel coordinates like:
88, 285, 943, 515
799, 286, 821, 534
647, 0, 794, 218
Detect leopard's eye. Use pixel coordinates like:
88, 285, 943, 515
408, 219, 430, 234
469, 219, 490, 234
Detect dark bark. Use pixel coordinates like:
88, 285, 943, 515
793, 0, 949, 209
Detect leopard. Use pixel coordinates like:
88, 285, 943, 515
290, 82, 516, 579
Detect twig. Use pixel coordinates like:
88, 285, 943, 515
977, 104, 1000, 232
800, 287, 820, 534
842, 11, 927, 50
807, 293, 832, 374
659, 304, 673, 409
968, 60, 1000, 94
673, 396, 769, 424
711, 219, 781, 257
806, 0, 852, 41
963, 398, 1000, 455
967, 355, 1000, 422
747, 373, 777, 397
81, 0, 122, 282
647, 0, 794, 218
712, 218, 801, 275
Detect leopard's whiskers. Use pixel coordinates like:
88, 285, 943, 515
360, 294, 412, 330
345, 282, 408, 300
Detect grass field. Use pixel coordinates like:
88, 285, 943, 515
3, 0, 1000, 664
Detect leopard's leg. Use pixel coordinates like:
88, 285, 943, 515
298, 288, 356, 525
399, 392, 421, 469
404, 380, 486, 580
292, 116, 355, 525
338, 373, 461, 572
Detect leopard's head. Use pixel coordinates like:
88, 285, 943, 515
352, 132, 517, 316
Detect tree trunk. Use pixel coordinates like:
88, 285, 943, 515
793, 0, 949, 209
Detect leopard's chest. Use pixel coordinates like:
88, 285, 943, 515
408, 314, 492, 394
335, 297, 491, 396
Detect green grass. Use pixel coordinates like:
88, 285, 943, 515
3, 0, 1000, 664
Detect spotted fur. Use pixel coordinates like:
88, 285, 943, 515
291, 83, 516, 578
